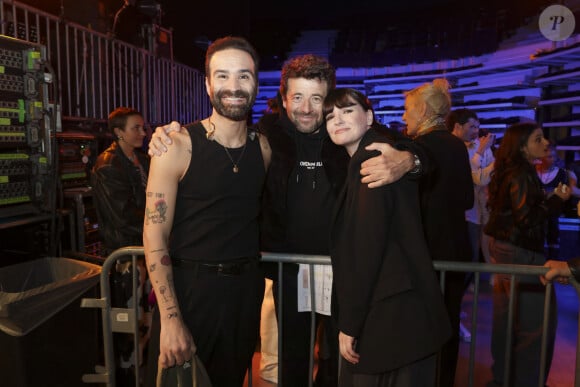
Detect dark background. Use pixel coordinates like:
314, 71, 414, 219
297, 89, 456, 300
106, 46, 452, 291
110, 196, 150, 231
156, 0, 555, 71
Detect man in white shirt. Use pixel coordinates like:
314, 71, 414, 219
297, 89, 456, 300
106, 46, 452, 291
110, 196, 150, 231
449, 108, 495, 268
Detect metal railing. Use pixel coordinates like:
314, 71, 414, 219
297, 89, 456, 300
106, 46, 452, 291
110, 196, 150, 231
0, 0, 210, 126
82, 247, 580, 387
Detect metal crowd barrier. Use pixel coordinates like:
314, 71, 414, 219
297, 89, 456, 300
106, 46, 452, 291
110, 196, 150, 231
81, 247, 580, 387
81, 246, 144, 387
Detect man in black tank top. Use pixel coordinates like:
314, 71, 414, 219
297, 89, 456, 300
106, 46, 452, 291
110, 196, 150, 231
143, 37, 271, 387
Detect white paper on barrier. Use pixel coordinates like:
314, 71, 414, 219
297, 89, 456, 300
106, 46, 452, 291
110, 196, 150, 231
297, 264, 332, 316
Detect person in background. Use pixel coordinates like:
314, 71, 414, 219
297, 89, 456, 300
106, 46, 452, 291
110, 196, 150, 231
536, 142, 575, 259
143, 36, 271, 387
484, 122, 570, 387
325, 87, 450, 387
148, 54, 426, 387
448, 107, 495, 343
448, 108, 495, 270
402, 78, 473, 387
93, 107, 149, 255
91, 107, 151, 385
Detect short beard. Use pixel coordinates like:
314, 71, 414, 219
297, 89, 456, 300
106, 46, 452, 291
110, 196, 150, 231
211, 89, 256, 121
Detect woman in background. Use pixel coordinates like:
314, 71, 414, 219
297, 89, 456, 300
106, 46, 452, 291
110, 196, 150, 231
324, 88, 450, 387
484, 122, 570, 387
92, 107, 151, 385
402, 78, 474, 387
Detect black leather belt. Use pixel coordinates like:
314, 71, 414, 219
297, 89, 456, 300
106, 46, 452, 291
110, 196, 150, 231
172, 257, 259, 276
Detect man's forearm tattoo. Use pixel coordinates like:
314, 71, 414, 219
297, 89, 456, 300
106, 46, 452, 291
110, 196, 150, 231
156, 274, 175, 305
148, 250, 168, 272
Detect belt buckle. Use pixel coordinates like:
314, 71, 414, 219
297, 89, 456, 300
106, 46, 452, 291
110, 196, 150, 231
217, 263, 240, 276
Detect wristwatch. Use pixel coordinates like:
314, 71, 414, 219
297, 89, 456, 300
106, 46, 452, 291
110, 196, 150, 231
410, 153, 421, 174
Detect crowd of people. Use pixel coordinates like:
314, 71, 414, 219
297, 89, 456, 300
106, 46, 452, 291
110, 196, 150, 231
92, 35, 579, 387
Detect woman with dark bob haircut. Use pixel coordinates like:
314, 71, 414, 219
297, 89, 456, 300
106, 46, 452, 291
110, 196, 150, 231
324, 88, 450, 387
484, 122, 570, 387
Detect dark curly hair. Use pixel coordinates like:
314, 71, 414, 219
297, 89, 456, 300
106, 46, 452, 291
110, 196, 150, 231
280, 54, 336, 98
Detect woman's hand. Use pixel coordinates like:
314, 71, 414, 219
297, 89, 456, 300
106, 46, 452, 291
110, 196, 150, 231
541, 260, 571, 285
339, 331, 360, 364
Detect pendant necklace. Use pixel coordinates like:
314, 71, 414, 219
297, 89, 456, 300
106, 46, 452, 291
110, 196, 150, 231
207, 117, 248, 173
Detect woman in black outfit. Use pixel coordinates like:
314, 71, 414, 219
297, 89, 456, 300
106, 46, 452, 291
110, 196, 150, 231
324, 88, 450, 387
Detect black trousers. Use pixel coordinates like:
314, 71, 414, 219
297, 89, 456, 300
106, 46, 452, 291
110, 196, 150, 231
145, 262, 264, 387
338, 353, 437, 387
271, 263, 339, 387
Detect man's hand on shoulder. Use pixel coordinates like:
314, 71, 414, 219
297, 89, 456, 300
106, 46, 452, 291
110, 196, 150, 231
148, 121, 182, 157
360, 142, 414, 188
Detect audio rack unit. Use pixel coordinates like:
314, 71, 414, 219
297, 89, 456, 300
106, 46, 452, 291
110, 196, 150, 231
0, 35, 53, 218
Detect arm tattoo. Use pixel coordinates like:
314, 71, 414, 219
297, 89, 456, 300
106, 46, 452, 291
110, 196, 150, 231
161, 254, 171, 266
157, 283, 175, 304
145, 192, 168, 225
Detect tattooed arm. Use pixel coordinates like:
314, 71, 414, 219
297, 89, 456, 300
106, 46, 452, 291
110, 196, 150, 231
143, 128, 193, 369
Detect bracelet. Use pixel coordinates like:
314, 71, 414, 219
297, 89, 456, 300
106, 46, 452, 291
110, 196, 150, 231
410, 154, 421, 174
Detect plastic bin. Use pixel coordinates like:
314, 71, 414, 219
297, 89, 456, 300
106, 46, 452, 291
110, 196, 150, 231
0, 257, 101, 387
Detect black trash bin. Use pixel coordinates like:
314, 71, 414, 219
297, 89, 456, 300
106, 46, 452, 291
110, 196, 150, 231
0, 257, 101, 387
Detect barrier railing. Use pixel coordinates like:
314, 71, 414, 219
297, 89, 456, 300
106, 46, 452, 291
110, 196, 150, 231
82, 247, 580, 387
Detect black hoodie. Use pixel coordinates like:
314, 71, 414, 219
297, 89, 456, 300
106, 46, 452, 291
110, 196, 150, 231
256, 109, 349, 255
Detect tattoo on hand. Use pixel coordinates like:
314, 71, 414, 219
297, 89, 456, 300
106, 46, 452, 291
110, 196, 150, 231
161, 255, 171, 266
149, 263, 156, 272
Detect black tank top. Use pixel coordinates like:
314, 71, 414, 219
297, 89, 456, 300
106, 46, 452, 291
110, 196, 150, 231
170, 121, 265, 262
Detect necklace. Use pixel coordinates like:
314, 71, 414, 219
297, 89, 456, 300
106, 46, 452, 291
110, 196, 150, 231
207, 117, 248, 173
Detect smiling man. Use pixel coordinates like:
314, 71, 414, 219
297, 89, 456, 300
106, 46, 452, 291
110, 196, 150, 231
143, 36, 271, 387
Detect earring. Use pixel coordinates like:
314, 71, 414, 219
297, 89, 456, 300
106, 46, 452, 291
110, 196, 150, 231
118, 136, 123, 141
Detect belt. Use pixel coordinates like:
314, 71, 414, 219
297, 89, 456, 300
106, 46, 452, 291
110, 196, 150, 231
172, 257, 260, 276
